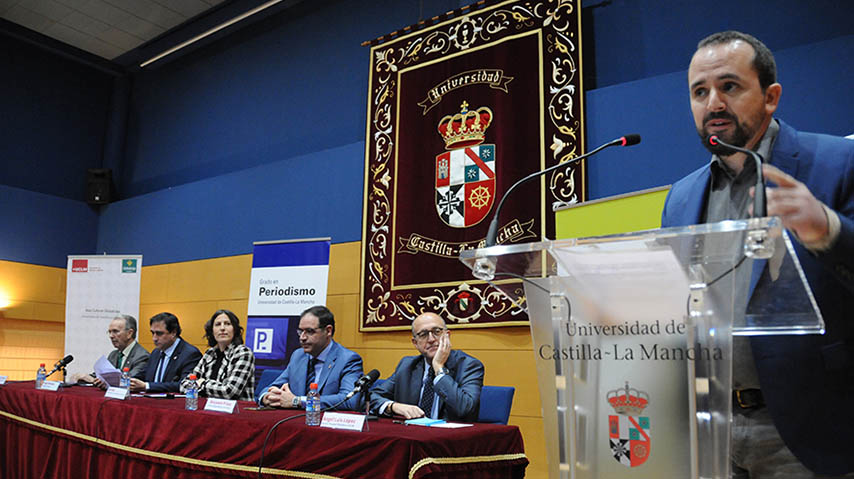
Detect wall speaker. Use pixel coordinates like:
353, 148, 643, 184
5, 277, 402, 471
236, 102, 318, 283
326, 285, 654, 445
86, 168, 112, 205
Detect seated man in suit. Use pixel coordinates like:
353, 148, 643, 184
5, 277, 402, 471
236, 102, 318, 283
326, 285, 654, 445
72, 314, 149, 389
128, 312, 202, 393
371, 312, 484, 422
257, 305, 363, 410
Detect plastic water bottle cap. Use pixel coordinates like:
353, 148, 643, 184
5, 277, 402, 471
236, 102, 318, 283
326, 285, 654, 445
123, 367, 130, 372
310, 383, 318, 389
189, 374, 197, 380
40, 363, 45, 367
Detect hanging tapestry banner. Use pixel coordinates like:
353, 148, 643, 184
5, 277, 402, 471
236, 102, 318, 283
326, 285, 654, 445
360, 0, 585, 331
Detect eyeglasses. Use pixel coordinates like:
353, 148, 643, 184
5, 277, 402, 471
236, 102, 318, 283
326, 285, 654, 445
413, 327, 446, 341
296, 327, 320, 336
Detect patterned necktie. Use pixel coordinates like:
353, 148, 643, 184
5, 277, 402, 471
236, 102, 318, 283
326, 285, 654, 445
306, 357, 318, 388
116, 351, 124, 370
419, 367, 435, 418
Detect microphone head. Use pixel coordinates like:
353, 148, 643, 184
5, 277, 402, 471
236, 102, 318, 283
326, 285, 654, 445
621, 134, 641, 146
704, 134, 739, 156
366, 369, 380, 382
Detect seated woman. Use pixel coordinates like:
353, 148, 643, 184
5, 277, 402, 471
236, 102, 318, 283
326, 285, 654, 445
181, 309, 256, 401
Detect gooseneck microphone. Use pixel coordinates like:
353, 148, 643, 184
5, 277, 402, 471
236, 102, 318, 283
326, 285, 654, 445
708, 135, 766, 218
484, 134, 641, 247
46, 355, 74, 378
344, 369, 381, 400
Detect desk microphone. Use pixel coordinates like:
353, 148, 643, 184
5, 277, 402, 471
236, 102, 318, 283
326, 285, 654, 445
708, 135, 766, 218
484, 134, 641, 247
344, 369, 380, 400
46, 355, 74, 378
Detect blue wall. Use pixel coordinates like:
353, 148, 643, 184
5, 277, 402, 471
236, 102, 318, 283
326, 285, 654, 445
2, 0, 853, 267
0, 35, 113, 200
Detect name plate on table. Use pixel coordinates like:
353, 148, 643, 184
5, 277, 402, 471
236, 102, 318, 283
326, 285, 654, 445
0, 375, 7, 385
105, 387, 129, 400
320, 412, 366, 431
204, 398, 237, 414
40, 381, 61, 391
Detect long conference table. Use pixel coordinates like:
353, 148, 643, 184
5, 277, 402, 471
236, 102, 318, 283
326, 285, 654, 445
0, 381, 528, 478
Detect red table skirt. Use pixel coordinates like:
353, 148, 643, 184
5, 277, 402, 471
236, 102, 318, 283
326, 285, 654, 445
0, 381, 528, 478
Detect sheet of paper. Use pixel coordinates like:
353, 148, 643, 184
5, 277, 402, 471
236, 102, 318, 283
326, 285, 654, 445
430, 422, 474, 428
93, 355, 122, 387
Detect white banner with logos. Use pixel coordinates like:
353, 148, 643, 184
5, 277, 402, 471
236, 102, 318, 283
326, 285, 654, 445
64, 255, 142, 380
245, 238, 330, 383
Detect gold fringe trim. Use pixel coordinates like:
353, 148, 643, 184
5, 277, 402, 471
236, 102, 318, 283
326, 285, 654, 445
408, 452, 528, 479
0, 409, 340, 479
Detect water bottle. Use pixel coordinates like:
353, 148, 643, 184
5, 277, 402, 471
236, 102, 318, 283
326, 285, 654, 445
185, 374, 198, 411
35, 363, 46, 389
305, 382, 321, 426
120, 367, 131, 395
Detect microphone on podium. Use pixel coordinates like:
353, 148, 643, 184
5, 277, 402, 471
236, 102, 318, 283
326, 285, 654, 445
707, 135, 766, 218
483, 134, 642, 248
472, 134, 641, 281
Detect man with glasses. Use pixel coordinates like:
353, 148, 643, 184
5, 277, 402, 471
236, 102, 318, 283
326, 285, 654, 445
371, 312, 484, 422
72, 315, 149, 389
128, 312, 202, 393
257, 305, 363, 410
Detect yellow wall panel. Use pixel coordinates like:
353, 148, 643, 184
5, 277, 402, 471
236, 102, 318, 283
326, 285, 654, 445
328, 242, 361, 295
326, 293, 359, 347
1, 301, 35, 321
33, 301, 65, 322
512, 416, 547, 478
140, 263, 170, 304
0, 259, 66, 304
217, 299, 249, 318
0, 317, 64, 380
166, 255, 250, 303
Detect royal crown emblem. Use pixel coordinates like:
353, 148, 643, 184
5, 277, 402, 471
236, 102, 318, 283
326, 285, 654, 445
607, 382, 650, 415
434, 101, 497, 228
437, 101, 493, 150
607, 382, 651, 468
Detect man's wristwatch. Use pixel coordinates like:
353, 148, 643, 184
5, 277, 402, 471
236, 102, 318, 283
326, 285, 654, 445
292, 396, 301, 408
438, 367, 449, 377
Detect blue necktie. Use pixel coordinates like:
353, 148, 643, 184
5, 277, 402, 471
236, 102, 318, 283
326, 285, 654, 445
419, 367, 435, 418
306, 357, 318, 388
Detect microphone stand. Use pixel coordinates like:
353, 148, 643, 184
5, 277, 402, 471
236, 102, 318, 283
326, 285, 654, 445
363, 388, 378, 421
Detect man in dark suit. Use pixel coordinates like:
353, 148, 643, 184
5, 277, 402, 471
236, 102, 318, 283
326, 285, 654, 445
371, 312, 483, 422
73, 314, 149, 389
662, 31, 854, 476
258, 305, 363, 410
128, 312, 202, 393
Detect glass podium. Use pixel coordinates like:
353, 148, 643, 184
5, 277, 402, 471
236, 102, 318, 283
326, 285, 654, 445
460, 217, 823, 479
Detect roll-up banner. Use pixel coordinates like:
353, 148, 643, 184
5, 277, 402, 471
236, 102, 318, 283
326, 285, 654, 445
64, 255, 142, 380
245, 238, 330, 381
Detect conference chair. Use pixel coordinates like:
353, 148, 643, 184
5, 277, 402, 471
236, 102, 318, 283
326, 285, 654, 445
254, 368, 285, 401
477, 385, 515, 425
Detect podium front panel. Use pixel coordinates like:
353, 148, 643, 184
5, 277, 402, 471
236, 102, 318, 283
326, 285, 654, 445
460, 218, 823, 479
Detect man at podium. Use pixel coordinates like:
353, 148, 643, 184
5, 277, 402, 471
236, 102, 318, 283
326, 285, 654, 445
662, 31, 854, 477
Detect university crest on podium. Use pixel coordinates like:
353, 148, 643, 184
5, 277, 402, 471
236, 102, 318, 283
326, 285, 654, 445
435, 101, 495, 228
607, 382, 651, 468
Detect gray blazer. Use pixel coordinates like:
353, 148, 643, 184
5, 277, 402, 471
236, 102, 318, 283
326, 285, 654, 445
108, 341, 150, 379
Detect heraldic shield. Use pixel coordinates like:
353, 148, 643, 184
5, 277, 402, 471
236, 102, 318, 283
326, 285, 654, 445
435, 144, 496, 228
607, 382, 651, 468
